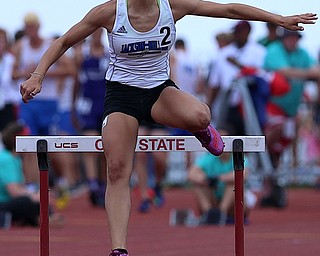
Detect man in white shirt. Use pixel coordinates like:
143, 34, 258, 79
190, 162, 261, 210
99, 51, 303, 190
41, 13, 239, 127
207, 21, 266, 134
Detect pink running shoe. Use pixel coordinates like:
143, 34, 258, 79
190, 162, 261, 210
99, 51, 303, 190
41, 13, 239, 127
109, 250, 129, 256
194, 125, 224, 156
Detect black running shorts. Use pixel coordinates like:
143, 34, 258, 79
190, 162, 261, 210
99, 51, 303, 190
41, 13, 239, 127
103, 79, 179, 124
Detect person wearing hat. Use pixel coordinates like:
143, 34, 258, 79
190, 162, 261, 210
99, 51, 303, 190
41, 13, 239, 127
262, 27, 320, 208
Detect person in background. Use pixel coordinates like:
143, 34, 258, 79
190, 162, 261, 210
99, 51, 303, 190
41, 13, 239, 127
203, 30, 233, 120
9, 29, 25, 55
0, 122, 63, 227
19, 0, 317, 255
133, 121, 169, 213
73, 28, 110, 207
188, 125, 253, 225
207, 20, 266, 134
50, 44, 80, 210
12, 13, 71, 187
314, 48, 320, 189
205, 31, 234, 87
170, 38, 204, 103
261, 28, 320, 207
0, 28, 20, 132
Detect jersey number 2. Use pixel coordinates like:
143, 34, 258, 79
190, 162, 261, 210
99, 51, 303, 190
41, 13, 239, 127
160, 26, 171, 46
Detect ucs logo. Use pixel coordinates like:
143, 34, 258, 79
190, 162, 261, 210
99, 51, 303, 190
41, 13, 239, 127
54, 142, 79, 149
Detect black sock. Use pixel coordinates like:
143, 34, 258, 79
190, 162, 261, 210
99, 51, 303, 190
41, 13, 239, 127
113, 248, 128, 254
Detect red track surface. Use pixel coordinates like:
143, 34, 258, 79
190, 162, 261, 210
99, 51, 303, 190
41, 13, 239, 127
1, 187, 319, 256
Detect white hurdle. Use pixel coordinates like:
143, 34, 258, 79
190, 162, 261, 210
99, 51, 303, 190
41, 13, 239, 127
16, 135, 265, 256
16, 135, 265, 153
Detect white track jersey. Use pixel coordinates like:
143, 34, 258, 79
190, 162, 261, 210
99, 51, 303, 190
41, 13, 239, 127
106, 0, 176, 88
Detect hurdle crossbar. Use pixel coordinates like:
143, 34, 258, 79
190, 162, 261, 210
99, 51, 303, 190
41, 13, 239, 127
16, 135, 265, 153
16, 135, 265, 256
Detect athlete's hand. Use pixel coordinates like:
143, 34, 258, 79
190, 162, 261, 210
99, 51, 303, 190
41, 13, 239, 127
20, 75, 43, 103
280, 13, 317, 31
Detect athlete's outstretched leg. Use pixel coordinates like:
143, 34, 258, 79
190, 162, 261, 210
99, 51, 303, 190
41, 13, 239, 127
152, 86, 224, 156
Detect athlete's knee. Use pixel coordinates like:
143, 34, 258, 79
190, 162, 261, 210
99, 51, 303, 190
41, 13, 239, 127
199, 103, 211, 126
189, 103, 211, 131
107, 159, 130, 185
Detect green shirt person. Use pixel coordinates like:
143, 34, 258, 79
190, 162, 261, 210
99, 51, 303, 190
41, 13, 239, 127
264, 29, 315, 117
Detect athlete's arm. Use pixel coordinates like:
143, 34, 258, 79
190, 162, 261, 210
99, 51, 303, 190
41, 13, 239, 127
170, 0, 317, 31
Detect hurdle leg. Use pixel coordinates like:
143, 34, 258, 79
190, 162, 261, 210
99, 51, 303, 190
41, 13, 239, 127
37, 140, 50, 256
233, 139, 245, 256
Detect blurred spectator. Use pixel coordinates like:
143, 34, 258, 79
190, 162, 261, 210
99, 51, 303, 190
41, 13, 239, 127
73, 28, 109, 207
298, 110, 320, 166
206, 31, 233, 83
170, 38, 204, 102
133, 121, 169, 213
0, 122, 63, 228
50, 46, 80, 210
258, 22, 280, 47
206, 21, 266, 134
188, 125, 254, 225
206, 31, 234, 80
204, 31, 233, 121
9, 29, 25, 55
0, 27, 20, 132
12, 13, 69, 186
0, 122, 39, 227
261, 28, 320, 207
